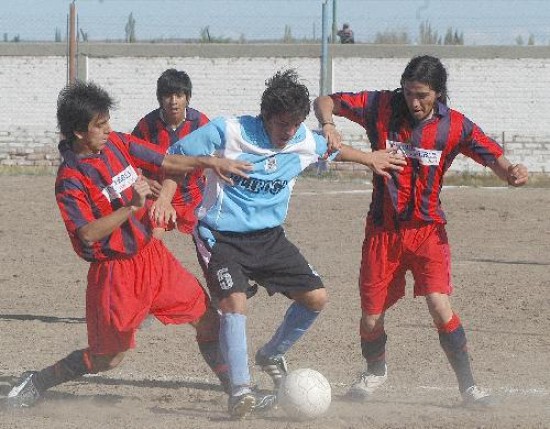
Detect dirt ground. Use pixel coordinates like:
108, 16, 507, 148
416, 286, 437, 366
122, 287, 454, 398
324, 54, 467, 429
0, 174, 549, 429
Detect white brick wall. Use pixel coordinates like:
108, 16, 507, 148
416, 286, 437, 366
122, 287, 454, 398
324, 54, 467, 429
88, 57, 321, 133
1, 44, 548, 172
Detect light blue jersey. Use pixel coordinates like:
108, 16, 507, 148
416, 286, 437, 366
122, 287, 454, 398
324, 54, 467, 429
169, 115, 335, 241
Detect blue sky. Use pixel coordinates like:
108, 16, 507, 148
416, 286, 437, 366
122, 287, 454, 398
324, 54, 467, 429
2, 0, 549, 45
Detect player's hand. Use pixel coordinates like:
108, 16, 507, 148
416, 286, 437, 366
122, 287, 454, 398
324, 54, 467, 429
130, 175, 152, 210
149, 195, 177, 226
322, 123, 343, 154
143, 177, 163, 198
507, 163, 528, 187
208, 158, 253, 185
369, 149, 407, 178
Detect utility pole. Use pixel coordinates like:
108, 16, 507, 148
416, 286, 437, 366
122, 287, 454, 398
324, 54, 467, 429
320, 1, 329, 96
331, 0, 338, 43
67, 1, 77, 84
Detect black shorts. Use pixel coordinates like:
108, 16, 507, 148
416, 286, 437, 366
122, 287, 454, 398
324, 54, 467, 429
197, 226, 324, 299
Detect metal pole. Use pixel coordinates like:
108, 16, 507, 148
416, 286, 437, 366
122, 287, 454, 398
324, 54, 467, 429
320, 1, 329, 96
332, 0, 338, 43
68, 1, 77, 84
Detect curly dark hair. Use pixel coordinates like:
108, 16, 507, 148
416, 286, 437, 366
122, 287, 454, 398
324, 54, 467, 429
260, 69, 311, 121
57, 80, 114, 142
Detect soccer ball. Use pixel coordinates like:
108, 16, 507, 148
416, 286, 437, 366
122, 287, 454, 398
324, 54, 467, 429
279, 368, 332, 421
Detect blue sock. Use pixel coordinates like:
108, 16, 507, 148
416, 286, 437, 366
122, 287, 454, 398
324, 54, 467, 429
219, 313, 251, 394
259, 302, 320, 357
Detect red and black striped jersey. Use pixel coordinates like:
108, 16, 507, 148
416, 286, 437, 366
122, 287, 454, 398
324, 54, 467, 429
55, 132, 165, 262
132, 107, 209, 222
331, 90, 504, 228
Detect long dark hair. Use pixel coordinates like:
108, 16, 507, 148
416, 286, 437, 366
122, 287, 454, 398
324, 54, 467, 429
390, 55, 448, 131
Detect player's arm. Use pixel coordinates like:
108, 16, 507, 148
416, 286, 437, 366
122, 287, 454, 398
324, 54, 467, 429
314, 95, 344, 152
334, 145, 406, 178
165, 119, 252, 184
77, 176, 151, 244
161, 155, 251, 184
489, 155, 529, 187
150, 177, 178, 226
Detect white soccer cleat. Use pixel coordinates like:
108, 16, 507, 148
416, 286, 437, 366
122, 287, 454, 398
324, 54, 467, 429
461, 385, 496, 408
346, 365, 387, 401
7, 372, 41, 408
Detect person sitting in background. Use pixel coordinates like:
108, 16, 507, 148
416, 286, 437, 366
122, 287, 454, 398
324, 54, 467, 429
337, 23, 355, 44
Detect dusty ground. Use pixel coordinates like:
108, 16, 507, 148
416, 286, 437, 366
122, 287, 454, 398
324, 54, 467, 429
0, 174, 549, 429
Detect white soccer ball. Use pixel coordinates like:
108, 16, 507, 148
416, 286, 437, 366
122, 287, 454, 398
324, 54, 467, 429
279, 368, 332, 421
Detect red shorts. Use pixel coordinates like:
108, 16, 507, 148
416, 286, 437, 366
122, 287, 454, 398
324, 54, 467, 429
359, 222, 453, 314
173, 200, 199, 234
86, 238, 207, 355
172, 181, 202, 234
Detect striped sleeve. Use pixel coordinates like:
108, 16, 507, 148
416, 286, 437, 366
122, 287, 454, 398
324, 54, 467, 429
459, 116, 504, 166
55, 171, 95, 235
116, 133, 166, 174
331, 91, 370, 126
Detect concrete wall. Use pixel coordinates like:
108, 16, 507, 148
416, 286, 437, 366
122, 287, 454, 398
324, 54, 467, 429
1, 43, 549, 172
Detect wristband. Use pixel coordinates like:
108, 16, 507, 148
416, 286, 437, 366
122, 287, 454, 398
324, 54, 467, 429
321, 121, 335, 127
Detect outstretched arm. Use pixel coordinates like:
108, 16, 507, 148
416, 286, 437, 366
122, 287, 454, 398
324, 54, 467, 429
161, 155, 252, 184
314, 95, 344, 153
489, 155, 528, 187
149, 177, 178, 227
335, 145, 406, 178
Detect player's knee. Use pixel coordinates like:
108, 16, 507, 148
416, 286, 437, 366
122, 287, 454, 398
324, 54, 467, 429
312, 288, 329, 310
218, 292, 247, 314
426, 293, 453, 325
296, 288, 328, 311
360, 313, 383, 334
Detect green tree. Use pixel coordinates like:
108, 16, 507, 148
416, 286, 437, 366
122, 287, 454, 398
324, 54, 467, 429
515, 35, 524, 46
527, 34, 535, 45
283, 25, 294, 43
200, 26, 211, 42
125, 12, 136, 43
419, 20, 440, 45
443, 27, 464, 45
55, 27, 62, 42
